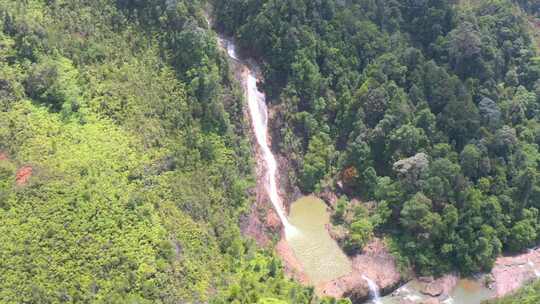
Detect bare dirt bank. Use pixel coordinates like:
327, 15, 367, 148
491, 247, 540, 297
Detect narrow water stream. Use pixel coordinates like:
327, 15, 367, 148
362, 275, 382, 304
220, 37, 350, 285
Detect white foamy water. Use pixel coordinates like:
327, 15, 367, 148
222, 36, 297, 238
363, 275, 382, 304
442, 297, 454, 304
225, 39, 239, 60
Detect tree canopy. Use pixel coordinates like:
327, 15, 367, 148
214, 0, 540, 275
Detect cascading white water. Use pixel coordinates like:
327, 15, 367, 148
223, 38, 297, 238
224, 40, 239, 60
246, 71, 297, 237
362, 275, 382, 304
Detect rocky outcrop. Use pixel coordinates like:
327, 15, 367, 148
491, 247, 540, 297
418, 275, 458, 298
400, 299, 440, 304
318, 238, 404, 302
393, 153, 429, 187
351, 239, 405, 294
239, 146, 282, 246
276, 153, 302, 211
319, 189, 339, 208
318, 274, 370, 303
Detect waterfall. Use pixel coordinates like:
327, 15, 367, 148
224, 40, 239, 60
222, 37, 297, 238
362, 275, 382, 304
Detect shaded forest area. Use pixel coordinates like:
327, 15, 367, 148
214, 0, 540, 276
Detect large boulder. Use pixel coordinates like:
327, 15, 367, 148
491, 247, 540, 297
418, 275, 458, 298
319, 189, 339, 208
393, 153, 429, 187
318, 274, 370, 303
351, 238, 405, 295
317, 238, 405, 302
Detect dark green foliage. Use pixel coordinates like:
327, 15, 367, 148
214, 0, 540, 275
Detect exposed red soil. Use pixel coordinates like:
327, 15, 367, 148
15, 165, 32, 185
0, 152, 7, 160
265, 210, 281, 228
276, 238, 310, 284
240, 204, 271, 247
350, 238, 404, 293
491, 247, 540, 297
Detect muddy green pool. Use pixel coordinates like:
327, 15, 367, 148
287, 196, 352, 285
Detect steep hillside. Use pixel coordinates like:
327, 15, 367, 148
214, 0, 540, 276
0, 1, 314, 303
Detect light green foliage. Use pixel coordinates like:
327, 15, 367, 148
258, 299, 288, 304
211, 254, 313, 304
0, 101, 167, 302
486, 280, 540, 304
0, 0, 313, 303
348, 218, 374, 252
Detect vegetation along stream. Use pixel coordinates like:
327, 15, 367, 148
221, 34, 506, 304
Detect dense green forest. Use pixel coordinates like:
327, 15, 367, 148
0, 0, 322, 303
214, 0, 540, 276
